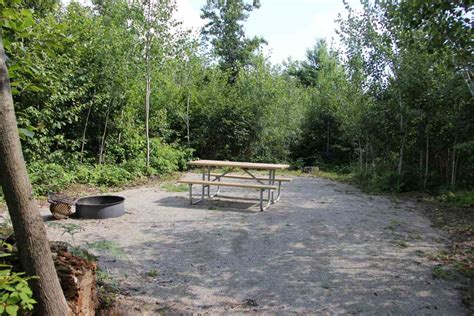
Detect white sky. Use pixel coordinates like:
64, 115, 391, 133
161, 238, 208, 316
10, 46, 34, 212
175, 0, 363, 64
63, 0, 363, 64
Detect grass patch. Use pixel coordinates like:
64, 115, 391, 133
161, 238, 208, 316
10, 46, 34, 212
309, 169, 355, 183
386, 219, 403, 231
395, 239, 408, 248
436, 190, 474, 208
160, 183, 188, 192
146, 268, 159, 277
86, 240, 125, 258
96, 269, 121, 308
432, 265, 455, 280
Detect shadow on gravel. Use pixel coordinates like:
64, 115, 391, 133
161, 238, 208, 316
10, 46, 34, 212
155, 196, 261, 213
109, 201, 466, 314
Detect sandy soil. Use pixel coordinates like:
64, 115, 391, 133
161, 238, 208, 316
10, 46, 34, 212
44, 174, 468, 314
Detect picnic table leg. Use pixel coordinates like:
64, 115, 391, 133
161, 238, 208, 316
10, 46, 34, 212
201, 168, 206, 201
260, 188, 272, 211
189, 184, 193, 204
274, 181, 282, 202
267, 170, 272, 203
268, 170, 276, 204
207, 166, 211, 197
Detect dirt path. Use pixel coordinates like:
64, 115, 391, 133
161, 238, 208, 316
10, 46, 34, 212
45, 175, 468, 314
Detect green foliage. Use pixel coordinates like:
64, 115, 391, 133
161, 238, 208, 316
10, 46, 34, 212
1, 0, 471, 196
86, 240, 125, 259
0, 242, 36, 316
201, 0, 265, 83
437, 191, 474, 207
0, 269, 37, 315
160, 183, 188, 193
27, 162, 76, 195
47, 222, 83, 245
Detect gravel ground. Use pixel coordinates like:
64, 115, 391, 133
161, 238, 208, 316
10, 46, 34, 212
44, 174, 468, 314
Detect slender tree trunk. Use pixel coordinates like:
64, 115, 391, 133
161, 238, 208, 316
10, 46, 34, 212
118, 108, 124, 144
186, 94, 190, 146
358, 139, 363, 172
326, 120, 330, 158
80, 103, 93, 163
144, 0, 152, 168
99, 107, 110, 165
451, 143, 457, 189
365, 140, 368, 173
0, 35, 68, 315
397, 91, 404, 177
369, 143, 375, 174
145, 69, 151, 167
419, 149, 423, 181
454, 148, 460, 188
424, 132, 429, 190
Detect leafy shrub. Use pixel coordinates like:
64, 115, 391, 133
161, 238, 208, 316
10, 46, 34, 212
85, 165, 134, 187
27, 162, 76, 195
0, 269, 37, 315
149, 140, 192, 174
120, 159, 148, 178
0, 242, 37, 315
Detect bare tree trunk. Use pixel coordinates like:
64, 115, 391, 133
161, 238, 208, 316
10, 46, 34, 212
419, 149, 423, 181
358, 139, 363, 172
144, 0, 152, 168
397, 92, 404, 177
369, 143, 375, 174
451, 143, 457, 189
326, 120, 330, 158
424, 132, 429, 190
118, 108, 124, 144
145, 72, 151, 167
0, 35, 68, 315
186, 94, 190, 146
98, 107, 110, 165
80, 103, 92, 163
365, 141, 368, 173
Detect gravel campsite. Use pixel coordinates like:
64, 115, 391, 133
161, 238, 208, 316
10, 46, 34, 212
44, 174, 468, 314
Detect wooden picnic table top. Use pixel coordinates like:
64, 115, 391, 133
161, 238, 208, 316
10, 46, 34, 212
187, 159, 290, 170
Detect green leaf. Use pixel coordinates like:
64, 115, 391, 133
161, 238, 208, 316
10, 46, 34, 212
18, 128, 34, 138
6, 304, 19, 316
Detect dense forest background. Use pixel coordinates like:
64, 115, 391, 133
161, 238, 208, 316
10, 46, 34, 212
1, 0, 472, 195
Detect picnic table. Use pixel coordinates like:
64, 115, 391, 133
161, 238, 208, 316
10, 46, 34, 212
177, 160, 291, 211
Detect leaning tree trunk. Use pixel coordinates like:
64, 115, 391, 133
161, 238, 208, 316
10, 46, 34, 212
0, 35, 68, 315
80, 103, 92, 163
98, 106, 110, 165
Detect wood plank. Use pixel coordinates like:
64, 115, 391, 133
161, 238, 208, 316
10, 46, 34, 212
209, 173, 292, 182
187, 159, 289, 170
177, 180, 277, 190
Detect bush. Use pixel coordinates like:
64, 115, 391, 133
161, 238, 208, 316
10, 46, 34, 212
84, 165, 134, 187
149, 140, 193, 174
0, 242, 37, 315
23, 141, 193, 195
27, 162, 76, 195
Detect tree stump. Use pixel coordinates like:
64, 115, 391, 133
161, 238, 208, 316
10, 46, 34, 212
53, 248, 98, 315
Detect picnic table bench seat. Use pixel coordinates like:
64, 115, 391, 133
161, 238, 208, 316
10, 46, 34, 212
209, 173, 292, 182
177, 179, 277, 211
